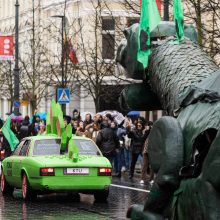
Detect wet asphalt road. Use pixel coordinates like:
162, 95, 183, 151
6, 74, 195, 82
0, 175, 150, 220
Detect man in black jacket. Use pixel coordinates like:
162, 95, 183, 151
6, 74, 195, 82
19, 116, 31, 140
96, 121, 120, 166
127, 121, 150, 179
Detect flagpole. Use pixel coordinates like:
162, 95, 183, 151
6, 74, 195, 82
51, 15, 66, 114
14, 0, 20, 116
61, 16, 64, 90
164, 0, 169, 21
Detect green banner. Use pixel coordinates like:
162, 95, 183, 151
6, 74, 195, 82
173, 0, 185, 42
2, 116, 19, 151
137, 0, 161, 68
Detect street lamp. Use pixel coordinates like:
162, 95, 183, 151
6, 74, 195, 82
164, 0, 169, 21
51, 15, 66, 114
14, 0, 20, 116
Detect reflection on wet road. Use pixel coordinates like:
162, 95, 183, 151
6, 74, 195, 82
0, 176, 150, 220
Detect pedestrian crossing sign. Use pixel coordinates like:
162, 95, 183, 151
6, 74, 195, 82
57, 88, 70, 104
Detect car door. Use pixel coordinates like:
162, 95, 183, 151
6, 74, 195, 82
6, 140, 25, 185
12, 139, 31, 187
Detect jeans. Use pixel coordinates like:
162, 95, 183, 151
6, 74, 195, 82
123, 148, 131, 171
130, 152, 142, 177
105, 155, 115, 168
141, 153, 149, 180
114, 149, 122, 174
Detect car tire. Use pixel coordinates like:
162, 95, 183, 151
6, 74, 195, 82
67, 192, 80, 202
22, 173, 37, 201
94, 189, 109, 202
1, 170, 14, 196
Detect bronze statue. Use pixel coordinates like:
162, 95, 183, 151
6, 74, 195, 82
117, 21, 220, 220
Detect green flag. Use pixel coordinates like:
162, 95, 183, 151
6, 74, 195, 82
138, 0, 161, 68
2, 116, 19, 151
173, 0, 184, 42
50, 100, 58, 134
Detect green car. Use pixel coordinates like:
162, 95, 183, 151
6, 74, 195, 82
0, 135, 112, 201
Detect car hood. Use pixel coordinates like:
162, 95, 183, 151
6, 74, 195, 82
30, 155, 111, 167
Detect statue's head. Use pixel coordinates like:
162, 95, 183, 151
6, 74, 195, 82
116, 22, 198, 80
116, 23, 145, 80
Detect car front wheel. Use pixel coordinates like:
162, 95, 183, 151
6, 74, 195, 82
1, 171, 14, 196
22, 173, 37, 201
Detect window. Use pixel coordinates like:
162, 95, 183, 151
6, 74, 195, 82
13, 140, 25, 156
102, 34, 115, 59
33, 139, 61, 156
102, 18, 115, 31
127, 18, 140, 27
102, 18, 115, 60
20, 140, 31, 156
72, 139, 101, 156
99, 85, 125, 112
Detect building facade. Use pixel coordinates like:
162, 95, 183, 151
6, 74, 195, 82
0, 0, 142, 119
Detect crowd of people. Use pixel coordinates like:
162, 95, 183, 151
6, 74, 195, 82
66, 109, 154, 184
0, 109, 154, 184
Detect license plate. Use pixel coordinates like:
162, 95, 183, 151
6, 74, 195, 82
64, 168, 89, 175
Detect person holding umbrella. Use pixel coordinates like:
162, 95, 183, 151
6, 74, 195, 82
127, 120, 150, 179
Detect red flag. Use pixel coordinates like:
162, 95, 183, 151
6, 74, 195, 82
140, 0, 162, 15
68, 38, 78, 64
0, 36, 14, 60
156, 0, 162, 15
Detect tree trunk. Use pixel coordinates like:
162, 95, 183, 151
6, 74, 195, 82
30, 97, 37, 115
195, 0, 203, 46
94, 96, 101, 113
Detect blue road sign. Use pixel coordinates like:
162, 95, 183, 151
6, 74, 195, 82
57, 88, 70, 104
13, 101, 20, 108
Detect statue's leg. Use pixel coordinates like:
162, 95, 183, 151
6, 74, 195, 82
127, 116, 184, 219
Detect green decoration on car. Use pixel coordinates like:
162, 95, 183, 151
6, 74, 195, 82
55, 103, 67, 151
46, 100, 70, 152
66, 123, 73, 143
49, 100, 58, 134
46, 112, 51, 134
68, 138, 79, 162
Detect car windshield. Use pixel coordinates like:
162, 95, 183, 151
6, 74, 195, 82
33, 139, 61, 156
73, 139, 101, 156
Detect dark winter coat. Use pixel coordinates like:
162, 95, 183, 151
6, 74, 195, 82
0, 134, 12, 157
96, 127, 120, 157
128, 129, 150, 154
19, 120, 30, 140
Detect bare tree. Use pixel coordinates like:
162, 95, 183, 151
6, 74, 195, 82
0, 61, 14, 113
184, 0, 220, 64
19, 1, 54, 114
122, 0, 141, 15
66, 0, 129, 112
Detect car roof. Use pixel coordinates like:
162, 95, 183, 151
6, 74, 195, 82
23, 134, 92, 142
23, 135, 59, 141
71, 135, 92, 141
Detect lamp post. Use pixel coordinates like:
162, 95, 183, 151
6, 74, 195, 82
14, 0, 20, 116
164, 0, 169, 21
52, 15, 66, 114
